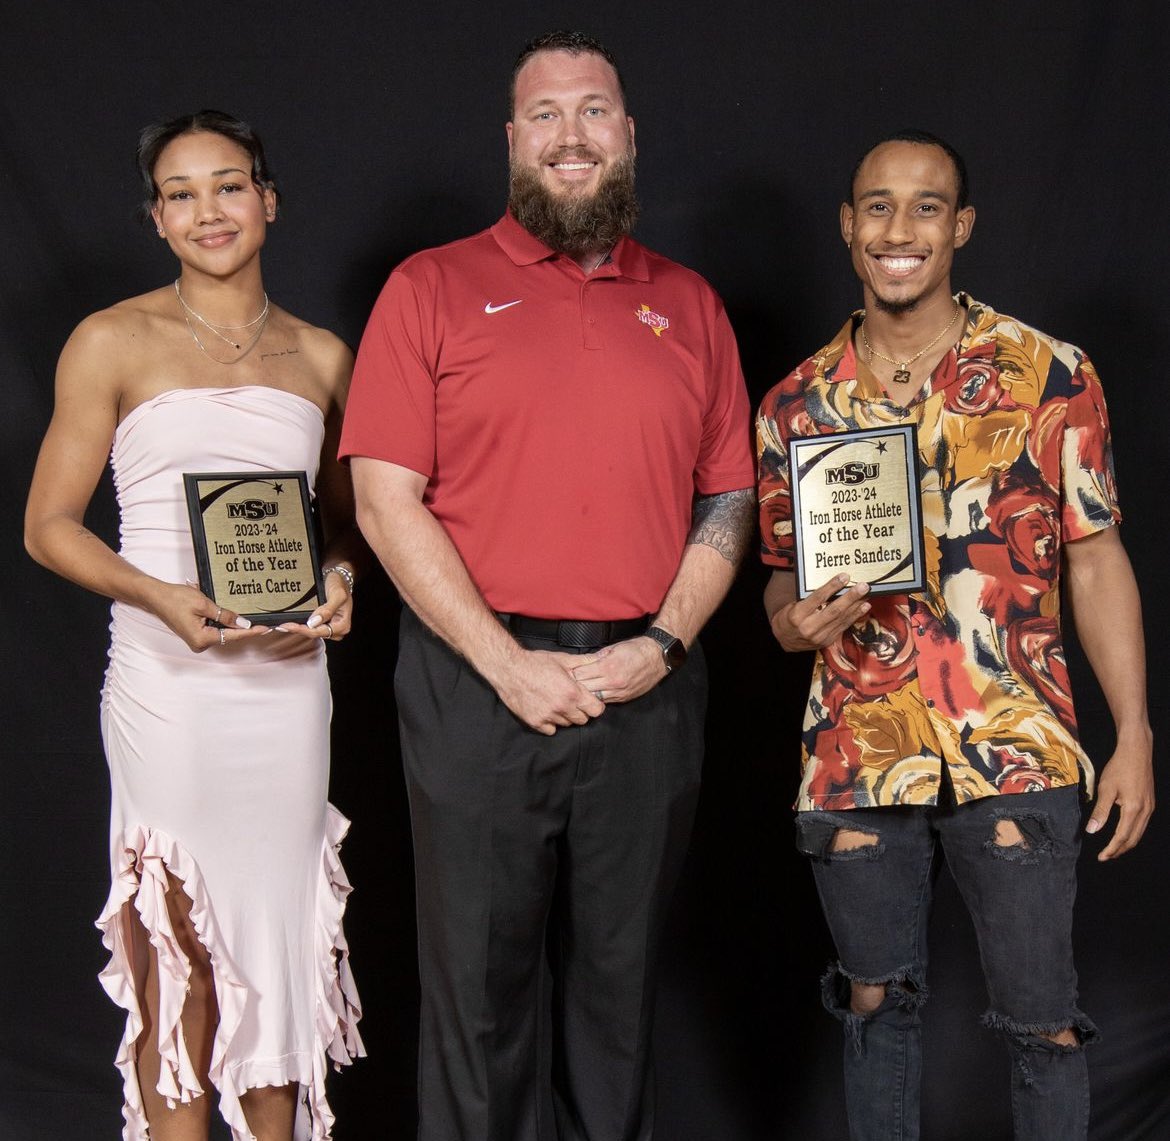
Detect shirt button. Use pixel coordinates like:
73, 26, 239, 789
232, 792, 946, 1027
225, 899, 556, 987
926, 698, 935, 708
915, 626, 925, 635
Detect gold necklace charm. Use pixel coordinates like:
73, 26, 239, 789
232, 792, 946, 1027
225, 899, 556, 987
861, 304, 962, 383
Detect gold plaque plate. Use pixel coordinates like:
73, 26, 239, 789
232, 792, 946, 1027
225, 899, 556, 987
788, 425, 925, 599
183, 471, 324, 624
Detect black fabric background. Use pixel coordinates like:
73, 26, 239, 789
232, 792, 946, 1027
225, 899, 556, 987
2, 2, 1167, 1137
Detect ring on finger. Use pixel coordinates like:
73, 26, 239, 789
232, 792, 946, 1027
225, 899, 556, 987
219, 628, 226, 647
593, 689, 604, 701
214, 606, 223, 624
323, 623, 334, 640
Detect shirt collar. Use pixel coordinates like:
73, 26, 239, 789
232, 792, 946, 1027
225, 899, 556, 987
490, 211, 650, 282
822, 292, 990, 390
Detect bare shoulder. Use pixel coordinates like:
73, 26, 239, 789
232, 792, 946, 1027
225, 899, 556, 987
55, 289, 169, 406
269, 307, 353, 403
300, 321, 354, 379
63, 287, 174, 361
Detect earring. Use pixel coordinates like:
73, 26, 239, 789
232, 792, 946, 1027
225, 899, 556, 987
157, 229, 166, 238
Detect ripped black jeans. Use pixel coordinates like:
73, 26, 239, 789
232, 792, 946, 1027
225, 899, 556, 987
796, 784, 1097, 1141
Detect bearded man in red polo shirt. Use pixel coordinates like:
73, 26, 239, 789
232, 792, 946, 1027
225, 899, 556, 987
758, 130, 1154, 1140
341, 30, 755, 1141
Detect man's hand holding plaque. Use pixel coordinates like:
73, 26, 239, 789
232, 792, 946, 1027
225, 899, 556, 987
768, 572, 872, 653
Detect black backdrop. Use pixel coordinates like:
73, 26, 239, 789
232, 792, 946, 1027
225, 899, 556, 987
3, 2, 1168, 1138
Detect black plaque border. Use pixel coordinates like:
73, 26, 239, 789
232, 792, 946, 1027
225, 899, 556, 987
788, 424, 926, 600
183, 470, 325, 626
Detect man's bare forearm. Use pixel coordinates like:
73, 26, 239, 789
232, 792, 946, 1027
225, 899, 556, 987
653, 487, 755, 644
1066, 527, 1151, 739
351, 457, 606, 732
351, 458, 520, 680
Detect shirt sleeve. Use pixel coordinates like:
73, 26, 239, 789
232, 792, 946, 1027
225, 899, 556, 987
756, 384, 796, 568
693, 302, 755, 495
1060, 353, 1122, 541
337, 267, 437, 477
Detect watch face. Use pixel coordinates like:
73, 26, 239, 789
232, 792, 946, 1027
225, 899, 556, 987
648, 625, 686, 670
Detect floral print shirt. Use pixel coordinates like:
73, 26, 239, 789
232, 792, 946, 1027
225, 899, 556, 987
757, 296, 1120, 810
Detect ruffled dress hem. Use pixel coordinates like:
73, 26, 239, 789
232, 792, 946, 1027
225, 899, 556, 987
96, 808, 364, 1141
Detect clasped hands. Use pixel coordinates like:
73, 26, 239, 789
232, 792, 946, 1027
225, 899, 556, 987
494, 635, 668, 736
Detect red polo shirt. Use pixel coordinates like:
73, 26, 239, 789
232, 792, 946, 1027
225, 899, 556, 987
340, 213, 753, 620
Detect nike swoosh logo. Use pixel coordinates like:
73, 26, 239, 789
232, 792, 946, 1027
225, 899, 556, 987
484, 300, 523, 314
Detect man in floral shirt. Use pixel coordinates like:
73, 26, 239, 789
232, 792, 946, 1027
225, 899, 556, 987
757, 130, 1153, 1140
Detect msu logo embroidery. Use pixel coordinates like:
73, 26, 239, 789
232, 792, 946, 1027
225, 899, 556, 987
635, 304, 670, 337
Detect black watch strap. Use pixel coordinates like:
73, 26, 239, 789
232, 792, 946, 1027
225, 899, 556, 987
646, 625, 687, 672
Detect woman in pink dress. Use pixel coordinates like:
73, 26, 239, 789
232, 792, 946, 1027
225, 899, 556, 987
24, 111, 364, 1141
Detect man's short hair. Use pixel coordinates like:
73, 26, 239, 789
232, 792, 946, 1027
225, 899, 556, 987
509, 30, 627, 118
848, 129, 970, 210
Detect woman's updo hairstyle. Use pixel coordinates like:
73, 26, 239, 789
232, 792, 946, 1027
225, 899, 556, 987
136, 109, 279, 221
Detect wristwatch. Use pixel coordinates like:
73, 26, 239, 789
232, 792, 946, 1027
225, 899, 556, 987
645, 625, 687, 672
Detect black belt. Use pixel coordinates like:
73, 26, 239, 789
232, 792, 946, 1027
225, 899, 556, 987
498, 613, 650, 650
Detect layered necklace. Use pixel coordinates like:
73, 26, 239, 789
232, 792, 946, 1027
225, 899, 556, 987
174, 279, 270, 364
860, 303, 962, 384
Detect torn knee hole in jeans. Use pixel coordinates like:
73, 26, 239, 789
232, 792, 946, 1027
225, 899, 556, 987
984, 1010, 1097, 1047
994, 819, 1028, 848
982, 1010, 1099, 1080
986, 814, 1052, 862
822, 963, 927, 1054
795, 816, 884, 860
822, 962, 928, 1017
830, 827, 880, 854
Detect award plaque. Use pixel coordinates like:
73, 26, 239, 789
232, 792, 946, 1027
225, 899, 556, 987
788, 425, 926, 599
183, 471, 325, 625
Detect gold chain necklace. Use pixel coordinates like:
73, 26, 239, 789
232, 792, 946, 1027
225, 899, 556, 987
174, 280, 270, 364
860, 304, 962, 383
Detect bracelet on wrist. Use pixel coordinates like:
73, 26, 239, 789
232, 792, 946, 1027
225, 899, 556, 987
322, 564, 355, 595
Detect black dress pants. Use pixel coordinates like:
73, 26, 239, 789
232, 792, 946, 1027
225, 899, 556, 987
395, 609, 707, 1141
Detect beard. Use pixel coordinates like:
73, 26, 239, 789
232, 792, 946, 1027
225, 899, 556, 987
508, 148, 639, 257
872, 293, 921, 316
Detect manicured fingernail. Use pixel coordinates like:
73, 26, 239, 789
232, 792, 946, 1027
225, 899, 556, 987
1085, 819, 1101, 834
306, 615, 323, 628
235, 617, 252, 629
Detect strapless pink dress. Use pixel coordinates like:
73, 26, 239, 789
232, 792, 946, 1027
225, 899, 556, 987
97, 387, 363, 1140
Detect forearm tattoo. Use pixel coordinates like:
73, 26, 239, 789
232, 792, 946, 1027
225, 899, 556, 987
687, 488, 756, 564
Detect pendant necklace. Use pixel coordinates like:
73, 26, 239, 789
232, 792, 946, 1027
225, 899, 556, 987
174, 279, 270, 363
861, 303, 962, 384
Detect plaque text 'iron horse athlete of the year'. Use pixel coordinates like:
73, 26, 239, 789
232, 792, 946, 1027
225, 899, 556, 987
788, 425, 926, 599
183, 471, 325, 625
